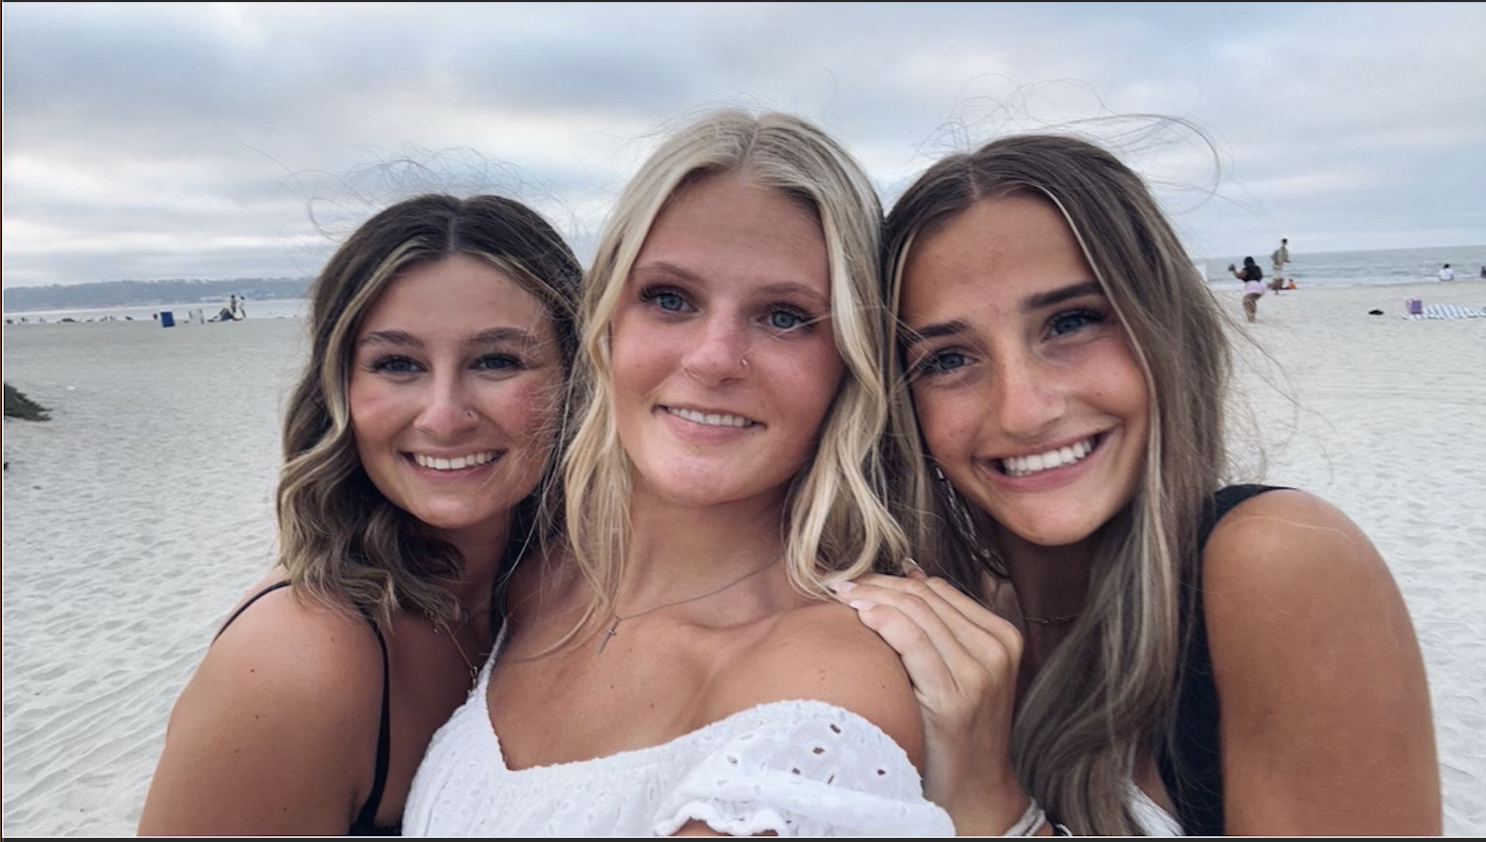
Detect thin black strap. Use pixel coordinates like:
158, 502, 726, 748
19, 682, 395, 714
1161, 484, 1288, 836
349, 616, 393, 834
212, 580, 395, 834
213, 580, 292, 641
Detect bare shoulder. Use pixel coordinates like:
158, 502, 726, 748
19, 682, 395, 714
1203, 488, 1399, 610
206, 577, 386, 699
1201, 488, 1440, 833
138, 578, 384, 834
1202, 487, 1413, 661
713, 596, 926, 768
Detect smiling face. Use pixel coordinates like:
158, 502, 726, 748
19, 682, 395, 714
899, 193, 1149, 551
608, 173, 844, 510
348, 253, 562, 549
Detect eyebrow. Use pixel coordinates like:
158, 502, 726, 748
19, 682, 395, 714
1023, 280, 1103, 312
900, 280, 1105, 349
358, 327, 539, 348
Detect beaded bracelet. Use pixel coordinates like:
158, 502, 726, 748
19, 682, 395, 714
1002, 797, 1048, 836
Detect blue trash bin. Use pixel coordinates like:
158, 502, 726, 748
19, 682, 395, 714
160, 311, 175, 327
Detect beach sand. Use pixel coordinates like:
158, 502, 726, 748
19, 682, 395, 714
4, 281, 1484, 836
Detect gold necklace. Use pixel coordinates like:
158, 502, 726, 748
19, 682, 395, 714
1021, 611, 1080, 626
428, 615, 480, 690
598, 553, 782, 653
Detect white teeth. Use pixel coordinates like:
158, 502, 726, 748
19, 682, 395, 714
413, 451, 497, 471
1000, 437, 1095, 478
668, 407, 753, 428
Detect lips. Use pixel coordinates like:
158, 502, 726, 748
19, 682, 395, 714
995, 435, 1098, 478
664, 406, 758, 428
410, 450, 500, 471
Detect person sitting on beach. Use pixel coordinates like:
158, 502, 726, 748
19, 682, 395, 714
402, 109, 953, 836
1439, 263, 1454, 282
137, 193, 583, 835
835, 132, 1441, 834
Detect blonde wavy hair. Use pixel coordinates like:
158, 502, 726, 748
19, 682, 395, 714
562, 108, 908, 630
883, 133, 1231, 834
277, 194, 583, 628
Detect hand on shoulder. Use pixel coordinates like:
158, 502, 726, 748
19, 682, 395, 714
138, 580, 387, 835
1202, 489, 1441, 834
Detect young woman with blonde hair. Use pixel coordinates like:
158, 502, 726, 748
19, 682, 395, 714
403, 108, 952, 835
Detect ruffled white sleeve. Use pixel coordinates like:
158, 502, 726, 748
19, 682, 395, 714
651, 699, 955, 837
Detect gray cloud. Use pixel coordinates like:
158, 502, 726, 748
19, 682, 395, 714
5, 1, 1483, 290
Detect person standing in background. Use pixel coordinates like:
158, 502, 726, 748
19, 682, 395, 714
1269, 237, 1290, 293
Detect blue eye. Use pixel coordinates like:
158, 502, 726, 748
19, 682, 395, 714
1049, 309, 1103, 336
640, 286, 689, 313
368, 355, 420, 374
767, 308, 809, 331
915, 349, 969, 376
474, 354, 521, 372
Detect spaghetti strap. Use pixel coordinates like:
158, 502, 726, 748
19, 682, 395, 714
209, 579, 396, 834
349, 617, 394, 835
214, 580, 291, 642
1161, 483, 1289, 836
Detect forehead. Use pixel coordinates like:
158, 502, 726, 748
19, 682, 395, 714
901, 195, 1091, 320
635, 174, 830, 294
360, 253, 553, 334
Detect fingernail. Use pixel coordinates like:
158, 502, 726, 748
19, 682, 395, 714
848, 599, 877, 611
899, 557, 924, 576
830, 579, 857, 594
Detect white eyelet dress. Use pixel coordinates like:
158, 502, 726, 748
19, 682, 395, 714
402, 629, 956, 836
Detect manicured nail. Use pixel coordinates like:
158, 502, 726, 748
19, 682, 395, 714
848, 599, 877, 611
829, 579, 857, 594
899, 557, 925, 576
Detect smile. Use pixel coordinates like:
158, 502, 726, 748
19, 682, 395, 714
665, 406, 757, 428
411, 450, 500, 471
996, 436, 1097, 478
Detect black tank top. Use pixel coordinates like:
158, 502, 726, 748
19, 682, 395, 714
215, 581, 397, 835
1157, 484, 1286, 835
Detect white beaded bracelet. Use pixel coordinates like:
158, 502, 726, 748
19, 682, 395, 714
1002, 797, 1048, 836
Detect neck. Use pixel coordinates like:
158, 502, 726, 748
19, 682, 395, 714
435, 520, 516, 633
993, 525, 1092, 639
618, 485, 788, 602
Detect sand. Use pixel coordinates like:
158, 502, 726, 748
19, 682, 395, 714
4, 281, 1484, 836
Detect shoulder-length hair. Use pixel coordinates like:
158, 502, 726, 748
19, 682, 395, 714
563, 108, 908, 628
883, 133, 1231, 834
278, 193, 583, 628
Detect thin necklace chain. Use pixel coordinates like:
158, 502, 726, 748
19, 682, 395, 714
428, 613, 481, 690
1022, 611, 1080, 626
598, 553, 783, 653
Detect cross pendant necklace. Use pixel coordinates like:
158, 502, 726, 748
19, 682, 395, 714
596, 553, 781, 653
599, 620, 620, 652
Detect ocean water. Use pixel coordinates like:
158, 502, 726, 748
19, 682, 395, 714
3, 297, 311, 324
1199, 244, 1486, 289
5, 244, 1485, 324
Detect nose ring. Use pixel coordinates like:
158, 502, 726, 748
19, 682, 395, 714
740, 356, 750, 369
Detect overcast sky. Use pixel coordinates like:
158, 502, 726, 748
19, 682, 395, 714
4, 1, 1483, 290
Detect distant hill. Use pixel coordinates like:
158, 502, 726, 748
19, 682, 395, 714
2, 277, 312, 312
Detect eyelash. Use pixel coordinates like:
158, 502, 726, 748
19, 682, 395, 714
908, 307, 1109, 379
1047, 307, 1106, 336
638, 285, 818, 334
362, 353, 524, 375
910, 348, 969, 379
